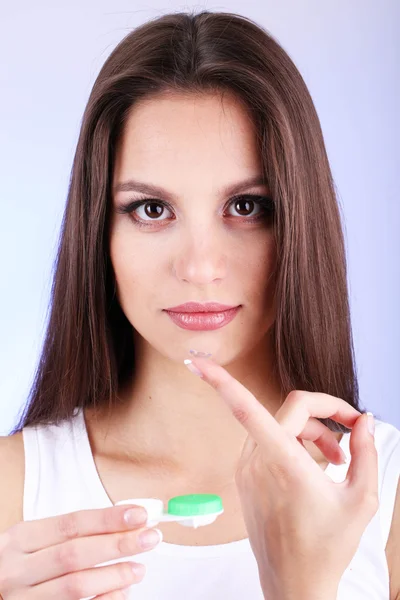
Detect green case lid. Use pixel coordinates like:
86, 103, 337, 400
167, 494, 223, 516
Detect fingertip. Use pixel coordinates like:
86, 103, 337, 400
183, 359, 204, 377
366, 412, 375, 437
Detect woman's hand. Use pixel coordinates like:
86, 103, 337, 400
0, 504, 162, 599
184, 355, 378, 600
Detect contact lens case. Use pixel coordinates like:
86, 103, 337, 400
115, 494, 224, 529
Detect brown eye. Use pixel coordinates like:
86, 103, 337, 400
117, 194, 274, 227
133, 201, 172, 222
143, 202, 165, 219
233, 198, 257, 216
227, 195, 265, 219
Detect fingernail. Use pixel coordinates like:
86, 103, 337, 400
139, 528, 163, 549
339, 448, 348, 464
124, 508, 148, 526
130, 562, 146, 578
184, 359, 203, 377
367, 412, 375, 436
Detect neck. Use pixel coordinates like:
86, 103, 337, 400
87, 336, 284, 484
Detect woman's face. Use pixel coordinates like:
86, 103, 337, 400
110, 91, 277, 364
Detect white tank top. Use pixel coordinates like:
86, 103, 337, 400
22, 407, 400, 599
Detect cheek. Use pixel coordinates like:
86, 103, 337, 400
237, 235, 276, 286
239, 241, 276, 320
109, 232, 156, 304
110, 228, 148, 278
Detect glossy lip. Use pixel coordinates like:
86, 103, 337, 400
164, 306, 241, 331
165, 302, 238, 313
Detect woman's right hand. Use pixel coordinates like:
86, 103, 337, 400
0, 504, 162, 599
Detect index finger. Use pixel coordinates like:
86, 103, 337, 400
9, 505, 148, 553
185, 356, 292, 458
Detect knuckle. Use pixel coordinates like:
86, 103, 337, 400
62, 571, 87, 599
231, 404, 250, 425
119, 562, 136, 586
266, 460, 297, 489
116, 530, 137, 556
3, 524, 26, 552
364, 491, 379, 514
238, 456, 262, 482
55, 540, 81, 571
0, 529, 13, 551
58, 512, 80, 540
102, 506, 117, 531
211, 378, 223, 392
286, 389, 306, 406
268, 460, 289, 480
248, 459, 262, 479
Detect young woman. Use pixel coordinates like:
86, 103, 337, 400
0, 10, 399, 600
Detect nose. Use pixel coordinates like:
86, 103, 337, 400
172, 226, 228, 285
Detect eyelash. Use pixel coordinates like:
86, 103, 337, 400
116, 194, 275, 228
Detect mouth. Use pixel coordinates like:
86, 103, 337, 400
163, 305, 241, 331
165, 302, 239, 313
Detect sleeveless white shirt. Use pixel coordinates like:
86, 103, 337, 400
22, 407, 400, 599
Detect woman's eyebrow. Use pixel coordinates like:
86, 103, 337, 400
113, 175, 268, 201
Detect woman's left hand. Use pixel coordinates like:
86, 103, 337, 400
184, 355, 379, 600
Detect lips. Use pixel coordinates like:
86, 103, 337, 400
164, 305, 241, 331
165, 302, 238, 313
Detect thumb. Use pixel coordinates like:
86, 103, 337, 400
345, 412, 379, 502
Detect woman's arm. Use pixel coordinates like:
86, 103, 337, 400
387, 479, 400, 600
259, 575, 338, 600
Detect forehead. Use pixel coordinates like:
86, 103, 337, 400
112, 92, 262, 190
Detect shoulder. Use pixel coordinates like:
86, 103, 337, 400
375, 418, 400, 452
0, 433, 25, 533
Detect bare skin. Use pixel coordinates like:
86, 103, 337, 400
82, 402, 342, 548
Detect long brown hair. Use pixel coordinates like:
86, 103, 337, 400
10, 10, 367, 436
